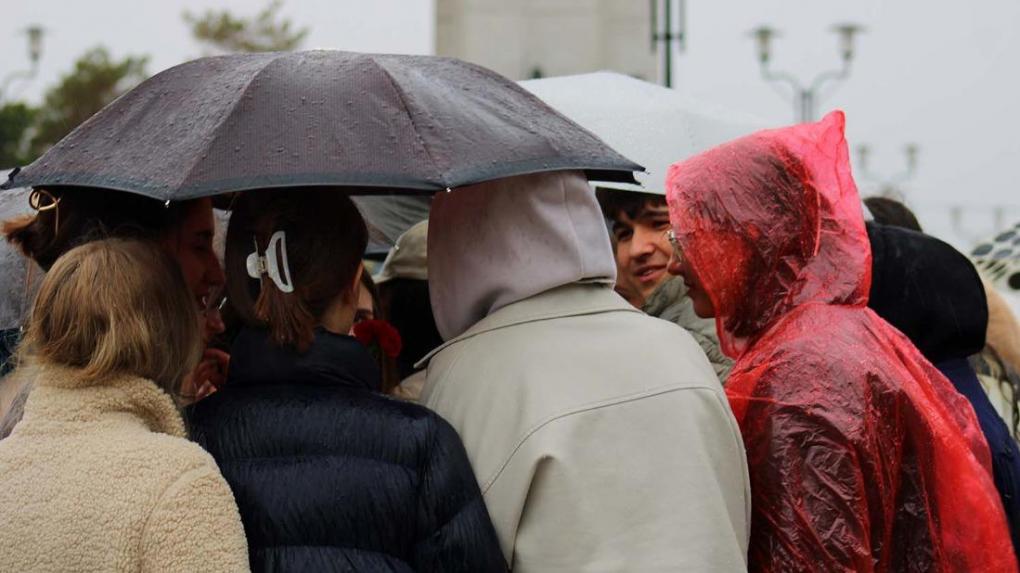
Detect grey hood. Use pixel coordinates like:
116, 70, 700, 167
428, 171, 617, 341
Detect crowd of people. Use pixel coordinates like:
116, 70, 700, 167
0, 75, 1019, 573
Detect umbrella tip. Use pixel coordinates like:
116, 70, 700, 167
1, 167, 20, 190
445, 187, 452, 193
163, 199, 171, 208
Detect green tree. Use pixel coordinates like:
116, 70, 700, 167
0, 102, 37, 168
29, 47, 148, 158
184, 0, 308, 53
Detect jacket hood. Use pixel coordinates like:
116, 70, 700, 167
867, 222, 988, 363
428, 171, 616, 340
666, 111, 870, 358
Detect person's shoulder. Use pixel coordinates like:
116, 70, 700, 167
95, 427, 222, 494
140, 427, 220, 465
189, 382, 446, 445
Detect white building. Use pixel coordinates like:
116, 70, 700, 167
435, 0, 658, 81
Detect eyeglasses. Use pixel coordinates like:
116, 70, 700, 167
665, 229, 684, 266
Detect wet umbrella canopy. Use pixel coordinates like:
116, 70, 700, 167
4, 51, 640, 199
521, 72, 767, 195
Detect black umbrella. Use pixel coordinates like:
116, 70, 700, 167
4, 51, 640, 199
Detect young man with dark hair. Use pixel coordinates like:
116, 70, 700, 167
596, 188, 731, 380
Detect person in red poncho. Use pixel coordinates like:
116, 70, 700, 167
664, 110, 1017, 572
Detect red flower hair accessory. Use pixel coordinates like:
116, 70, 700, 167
352, 319, 403, 358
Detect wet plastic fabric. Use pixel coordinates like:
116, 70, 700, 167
665, 111, 1017, 572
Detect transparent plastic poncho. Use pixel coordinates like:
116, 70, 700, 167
666, 111, 1016, 572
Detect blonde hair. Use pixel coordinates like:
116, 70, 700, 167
20, 238, 202, 396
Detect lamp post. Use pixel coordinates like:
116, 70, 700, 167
650, 0, 687, 88
750, 23, 863, 122
1, 25, 45, 104
856, 143, 919, 200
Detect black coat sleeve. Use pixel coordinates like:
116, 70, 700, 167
411, 414, 508, 572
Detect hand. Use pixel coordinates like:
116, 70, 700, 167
181, 348, 230, 404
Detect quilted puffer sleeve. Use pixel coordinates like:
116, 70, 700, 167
411, 414, 508, 572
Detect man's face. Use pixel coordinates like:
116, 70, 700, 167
611, 200, 673, 304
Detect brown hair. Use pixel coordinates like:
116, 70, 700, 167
226, 189, 368, 352
595, 188, 666, 222
2, 187, 199, 271
357, 271, 401, 394
20, 238, 202, 396
863, 196, 923, 232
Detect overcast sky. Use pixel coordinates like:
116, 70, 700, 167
2, 0, 1018, 248
0, 0, 435, 104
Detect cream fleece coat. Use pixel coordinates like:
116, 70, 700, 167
0, 364, 249, 572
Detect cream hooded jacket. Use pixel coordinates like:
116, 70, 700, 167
0, 364, 249, 572
421, 171, 750, 571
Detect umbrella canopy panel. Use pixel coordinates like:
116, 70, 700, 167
352, 194, 431, 257
6, 51, 640, 200
522, 72, 768, 195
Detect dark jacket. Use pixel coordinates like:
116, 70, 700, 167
186, 328, 506, 573
868, 221, 1020, 554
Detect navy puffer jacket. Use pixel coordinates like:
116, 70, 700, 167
186, 328, 506, 572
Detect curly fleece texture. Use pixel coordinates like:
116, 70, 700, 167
0, 364, 249, 572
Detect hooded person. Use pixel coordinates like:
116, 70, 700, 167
867, 221, 1020, 554
862, 196, 1020, 440
665, 111, 1016, 572
418, 170, 750, 571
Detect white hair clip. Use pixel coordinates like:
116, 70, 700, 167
246, 230, 294, 293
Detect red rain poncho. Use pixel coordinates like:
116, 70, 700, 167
665, 111, 1016, 572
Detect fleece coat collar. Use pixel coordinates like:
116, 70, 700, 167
17, 363, 185, 439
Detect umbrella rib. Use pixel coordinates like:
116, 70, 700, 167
367, 58, 447, 188
174, 53, 291, 202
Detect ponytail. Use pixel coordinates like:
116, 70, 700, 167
226, 189, 368, 353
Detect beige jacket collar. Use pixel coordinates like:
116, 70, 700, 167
417, 283, 640, 367
20, 363, 186, 438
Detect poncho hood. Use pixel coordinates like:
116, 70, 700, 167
666, 111, 870, 358
428, 171, 616, 341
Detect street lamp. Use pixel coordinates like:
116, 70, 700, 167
1, 25, 45, 104
650, 0, 687, 88
26, 26, 44, 67
832, 23, 863, 62
855, 143, 920, 200
749, 23, 864, 122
